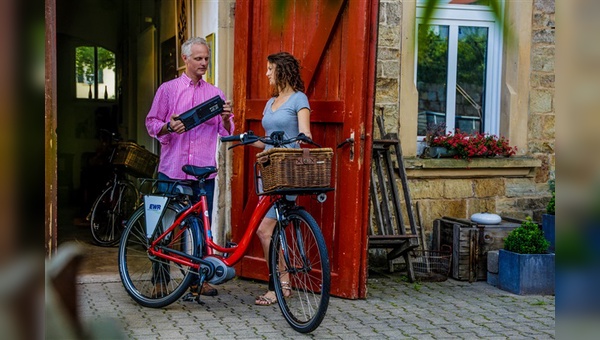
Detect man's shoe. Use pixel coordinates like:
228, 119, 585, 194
183, 282, 218, 302
200, 282, 218, 296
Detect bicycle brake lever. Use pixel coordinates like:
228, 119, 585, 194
304, 137, 322, 148
227, 143, 243, 150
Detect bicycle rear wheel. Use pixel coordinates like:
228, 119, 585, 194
90, 180, 138, 246
118, 205, 199, 308
270, 208, 331, 333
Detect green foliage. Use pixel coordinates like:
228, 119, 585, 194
76, 46, 115, 84
547, 191, 555, 215
503, 217, 550, 254
547, 179, 555, 215
417, 25, 448, 85
456, 29, 487, 85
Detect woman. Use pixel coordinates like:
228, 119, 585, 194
253, 52, 312, 306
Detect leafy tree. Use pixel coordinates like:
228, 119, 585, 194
456, 29, 487, 86
76, 46, 115, 84
417, 26, 448, 85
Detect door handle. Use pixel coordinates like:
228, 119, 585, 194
337, 134, 355, 161
336, 137, 354, 149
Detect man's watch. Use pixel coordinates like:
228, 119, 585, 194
166, 122, 174, 133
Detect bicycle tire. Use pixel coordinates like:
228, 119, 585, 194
90, 180, 138, 246
270, 208, 331, 333
118, 204, 199, 308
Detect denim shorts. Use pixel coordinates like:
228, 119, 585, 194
265, 195, 296, 220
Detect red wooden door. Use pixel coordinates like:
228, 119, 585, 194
231, 0, 378, 299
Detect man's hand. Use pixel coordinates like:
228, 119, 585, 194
169, 114, 184, 134
221, 100, 233, 131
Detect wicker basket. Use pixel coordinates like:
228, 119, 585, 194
112, 142, 159, 178
256, 147, 333, 194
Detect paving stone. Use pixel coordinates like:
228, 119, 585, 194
76, 258, 555, 339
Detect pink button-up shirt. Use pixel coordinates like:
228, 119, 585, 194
146, 73, 234, 180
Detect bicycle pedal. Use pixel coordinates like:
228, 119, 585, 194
181, 292, 196, 302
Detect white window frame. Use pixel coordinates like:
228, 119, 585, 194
415, 1, 504, 144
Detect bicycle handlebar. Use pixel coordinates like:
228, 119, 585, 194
220, 130, 322, 148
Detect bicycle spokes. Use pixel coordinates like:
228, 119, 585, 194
271, 209, 330, 333
90, 180, 138, 246
118, 205, 198, 308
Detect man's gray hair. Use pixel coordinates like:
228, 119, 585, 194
181, 37, 211, 58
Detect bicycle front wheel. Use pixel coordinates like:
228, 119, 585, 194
90, 180, 138, 246
118, 205, 199, 308
271, 208, 331, 333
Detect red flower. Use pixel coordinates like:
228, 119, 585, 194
429, 129, 517, 161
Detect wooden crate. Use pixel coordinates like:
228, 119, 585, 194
432, 216, 524, 282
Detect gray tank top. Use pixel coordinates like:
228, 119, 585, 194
262, 91, 310, 150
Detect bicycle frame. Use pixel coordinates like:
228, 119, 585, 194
147, 192, 280, 270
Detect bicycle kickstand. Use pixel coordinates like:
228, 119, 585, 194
181, 270, 208, 305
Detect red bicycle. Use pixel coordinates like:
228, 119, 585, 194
118, 131, 333, 333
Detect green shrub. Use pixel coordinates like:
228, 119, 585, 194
504, 217, 550, 254
547, 191, 555, 215
546, 179, 555, 215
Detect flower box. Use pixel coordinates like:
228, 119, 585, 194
427, 129, 517, 161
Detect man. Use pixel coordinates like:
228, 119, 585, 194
146, 36, 234, 298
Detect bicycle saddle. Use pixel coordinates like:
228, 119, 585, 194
182, 165, 217, 180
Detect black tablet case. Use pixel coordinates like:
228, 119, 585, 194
175, 95, 225, 131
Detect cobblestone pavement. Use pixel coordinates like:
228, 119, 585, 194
77, 272, 555, 339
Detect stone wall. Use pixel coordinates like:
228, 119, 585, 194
408, 174, 550, 231
375, 0, 402, 137
529, 0, 556, 183
372, 0, 556, 242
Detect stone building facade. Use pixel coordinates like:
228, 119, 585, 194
373, 0, 555, 244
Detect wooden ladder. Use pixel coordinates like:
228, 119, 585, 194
369, 113, 420, 281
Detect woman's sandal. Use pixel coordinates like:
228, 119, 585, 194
254, 281, 292, 306
281, 281, 292, 298
255, 291, 277, 306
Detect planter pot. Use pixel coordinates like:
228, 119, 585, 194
498, 249, 555, 295
542, 214, 555, 252
427, 146, 457, 158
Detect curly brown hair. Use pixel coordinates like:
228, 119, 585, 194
267, 52, 305, 97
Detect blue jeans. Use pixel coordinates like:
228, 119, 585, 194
152, 172, 216, 286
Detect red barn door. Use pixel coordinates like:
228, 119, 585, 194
231, 0, 378, 299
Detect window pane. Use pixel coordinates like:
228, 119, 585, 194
418, 0, 491, 5
450, 0, 491, 5
75, 46, 95, 99
417, 25, 449, 136
97, 47, 116, 100
455, 26, 488, 134
75, 46, 116, 100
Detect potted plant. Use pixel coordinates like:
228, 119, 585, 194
420, 122, 451, 158
542, 179, 555, 252
498, 217, 554, 295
